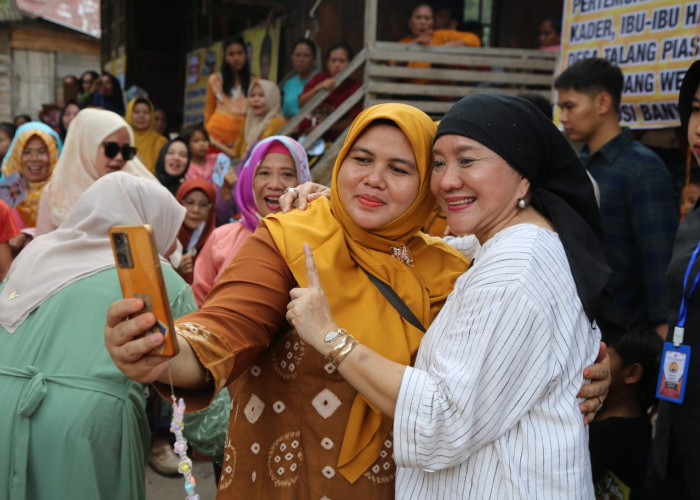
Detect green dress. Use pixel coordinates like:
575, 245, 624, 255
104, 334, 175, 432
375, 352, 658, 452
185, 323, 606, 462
0, 266, 197, 500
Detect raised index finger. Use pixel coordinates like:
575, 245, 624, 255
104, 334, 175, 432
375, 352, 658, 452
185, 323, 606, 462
303, 243, 321, 288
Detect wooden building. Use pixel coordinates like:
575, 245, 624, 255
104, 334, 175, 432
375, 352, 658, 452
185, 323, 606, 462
0, 1, 100, 121
100, 0, 562, 130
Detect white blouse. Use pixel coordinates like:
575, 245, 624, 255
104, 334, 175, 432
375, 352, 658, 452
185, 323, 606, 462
394, 224, 598, 499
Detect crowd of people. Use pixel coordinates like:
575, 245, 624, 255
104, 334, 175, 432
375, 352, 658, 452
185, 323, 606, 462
0, 2, 699, 499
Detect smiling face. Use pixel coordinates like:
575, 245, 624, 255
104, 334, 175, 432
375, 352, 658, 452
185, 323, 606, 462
21, 135, 51, 183
327, 48, 349, 77
62, 103, 80, 131
253, 152, 298, 216
249, 83, 267, 116
292, 42, 315, 75
337, 123, 420, 230
225, 42, 247, 72
408, 5, 434, 37
94, 127, 131, 178
130, 102, 151, 130
164, 141, 189, 177
431, 134, 530, 241
182, 189, 213, 230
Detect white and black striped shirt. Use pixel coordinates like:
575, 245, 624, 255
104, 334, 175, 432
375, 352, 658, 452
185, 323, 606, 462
394, 224, 598, 499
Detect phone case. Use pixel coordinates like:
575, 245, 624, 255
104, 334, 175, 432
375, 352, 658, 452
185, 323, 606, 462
109, 224, 179, 356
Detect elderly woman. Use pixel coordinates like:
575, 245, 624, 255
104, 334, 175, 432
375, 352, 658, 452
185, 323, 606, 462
652, 59, 700, 498
36, 108, 153, 235
0, 173, 196, 499
287, 93, 610, 498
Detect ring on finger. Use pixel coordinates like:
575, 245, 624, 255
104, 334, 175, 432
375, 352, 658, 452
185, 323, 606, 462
594, 396, 603, 411
285, 186, 298, 194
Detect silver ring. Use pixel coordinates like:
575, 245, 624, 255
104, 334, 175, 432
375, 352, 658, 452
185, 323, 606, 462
284, 186, 298, 194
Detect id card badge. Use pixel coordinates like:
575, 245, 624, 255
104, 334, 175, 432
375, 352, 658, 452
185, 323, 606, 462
656, 342, 691, 404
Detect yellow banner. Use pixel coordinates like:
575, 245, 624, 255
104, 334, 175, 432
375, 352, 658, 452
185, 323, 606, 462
559, 0, 700, 128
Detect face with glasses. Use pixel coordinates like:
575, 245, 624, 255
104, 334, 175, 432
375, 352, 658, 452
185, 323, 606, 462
181, 189, 213, 230
95, 128, 134, 178
21, 135, 51, 183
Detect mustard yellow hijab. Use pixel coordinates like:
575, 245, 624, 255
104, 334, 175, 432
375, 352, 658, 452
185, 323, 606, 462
125, 97, 167, 174
1, 126, 60, 227
264, 103, 470, 482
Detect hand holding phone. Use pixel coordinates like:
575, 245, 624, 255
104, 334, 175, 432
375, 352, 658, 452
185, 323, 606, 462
109, 225, 179, 356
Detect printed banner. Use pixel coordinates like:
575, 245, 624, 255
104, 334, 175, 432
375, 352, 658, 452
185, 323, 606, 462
558, 0, 700, 128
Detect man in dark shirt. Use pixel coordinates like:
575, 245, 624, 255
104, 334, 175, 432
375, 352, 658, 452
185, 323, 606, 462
555, 58, 677, 336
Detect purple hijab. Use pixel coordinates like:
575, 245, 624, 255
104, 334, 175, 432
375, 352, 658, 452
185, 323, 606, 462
235, 135, 311, 232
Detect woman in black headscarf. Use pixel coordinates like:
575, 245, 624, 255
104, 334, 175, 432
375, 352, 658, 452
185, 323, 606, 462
154, 137, 191, 195
652, 60, 700, 499
287, 92, 610, 498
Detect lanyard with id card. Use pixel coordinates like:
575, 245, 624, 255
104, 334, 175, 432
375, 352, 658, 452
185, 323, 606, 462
656, 238, 700, 404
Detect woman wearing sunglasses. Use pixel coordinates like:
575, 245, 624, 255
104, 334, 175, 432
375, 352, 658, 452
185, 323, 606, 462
35, 108, 155, 235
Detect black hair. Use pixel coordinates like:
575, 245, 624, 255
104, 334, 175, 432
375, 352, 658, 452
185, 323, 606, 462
80, 70, 99, 83
326, 42, 353, 61
613, 320, 663, 413
180, 123, 210, 145
0, 121, 17, 140
293, 38, 317, 57
410, 2, 434, 16
221, 36, 252, 98
554, 58, 624, 115
541, 15, 562, 36
518, 92, 553, 120
369, 118, 400, 129
14, 114, 32, 124
58, 99, 80, 141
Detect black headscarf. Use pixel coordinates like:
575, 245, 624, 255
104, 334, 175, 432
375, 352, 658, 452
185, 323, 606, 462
435, 92, 610, 321
679, 60, 700, 137
155, 138, 191, 195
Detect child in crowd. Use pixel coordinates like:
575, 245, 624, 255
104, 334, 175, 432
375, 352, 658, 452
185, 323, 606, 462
182, 123, 216, 184
680, 171, 700, 221
589, 322, 662, 498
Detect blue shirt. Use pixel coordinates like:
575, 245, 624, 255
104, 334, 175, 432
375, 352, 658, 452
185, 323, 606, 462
282, 73, 316, 117
580, 128, 678, 326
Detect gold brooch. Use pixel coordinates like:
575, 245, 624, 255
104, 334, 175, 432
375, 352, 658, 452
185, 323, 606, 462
390, 243, 414, 267
8, 291, 18, 300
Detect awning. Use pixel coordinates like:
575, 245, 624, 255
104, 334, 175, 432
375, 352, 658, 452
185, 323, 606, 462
16, 0, 100, 38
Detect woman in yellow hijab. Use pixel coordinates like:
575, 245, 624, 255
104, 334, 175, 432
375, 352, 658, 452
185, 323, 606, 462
105, 103, 470, 498
125, 97, 167, 173
1, 122, 61, 230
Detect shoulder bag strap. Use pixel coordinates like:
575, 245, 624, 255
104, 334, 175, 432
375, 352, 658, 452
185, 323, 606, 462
361, 268, 426, 333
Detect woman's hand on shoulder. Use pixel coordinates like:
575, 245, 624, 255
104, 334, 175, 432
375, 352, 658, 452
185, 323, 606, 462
279, 182, 331, 212
578, 341, 611, 425
105, 298, 170, 383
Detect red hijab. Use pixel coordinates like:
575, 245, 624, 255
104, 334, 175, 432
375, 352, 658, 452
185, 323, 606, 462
175, 178, 217, 257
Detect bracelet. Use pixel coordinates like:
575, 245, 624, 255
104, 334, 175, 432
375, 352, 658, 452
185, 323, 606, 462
331, 339, 359, 367
325, 334, 350, 362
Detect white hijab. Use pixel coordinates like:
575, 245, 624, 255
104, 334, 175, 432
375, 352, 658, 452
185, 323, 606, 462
43, 107, 155, 229
0, 172, 185, 333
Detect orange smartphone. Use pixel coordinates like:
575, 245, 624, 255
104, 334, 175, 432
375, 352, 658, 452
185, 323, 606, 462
109, 224, 179, 356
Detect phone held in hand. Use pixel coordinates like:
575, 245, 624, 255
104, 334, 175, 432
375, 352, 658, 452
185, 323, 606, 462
109, 224, 179, 356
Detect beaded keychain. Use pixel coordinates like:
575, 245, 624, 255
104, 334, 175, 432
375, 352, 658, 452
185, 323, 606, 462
168, 364, 199, 499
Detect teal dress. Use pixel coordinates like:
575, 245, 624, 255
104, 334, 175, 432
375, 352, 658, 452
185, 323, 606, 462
0, 266, 197, 500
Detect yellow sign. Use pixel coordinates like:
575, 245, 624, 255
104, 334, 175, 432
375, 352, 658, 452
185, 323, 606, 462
103, 55, 126, 91
558, 0, 700, 128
